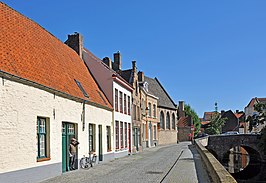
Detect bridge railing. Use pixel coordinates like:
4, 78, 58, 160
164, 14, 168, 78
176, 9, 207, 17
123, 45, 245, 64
195, 139, 237, 183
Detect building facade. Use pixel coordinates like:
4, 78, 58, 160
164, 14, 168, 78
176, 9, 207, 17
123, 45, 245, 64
0, 3, 113, 182
69, 41, 134, 158
144, 77, 178, 145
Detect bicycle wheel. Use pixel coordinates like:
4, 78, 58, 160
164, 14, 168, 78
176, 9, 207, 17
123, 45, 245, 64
90, 156, 96, 167
80, 157, 90, 169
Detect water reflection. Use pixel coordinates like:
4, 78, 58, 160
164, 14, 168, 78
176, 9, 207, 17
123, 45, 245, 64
225, 146, 249, 173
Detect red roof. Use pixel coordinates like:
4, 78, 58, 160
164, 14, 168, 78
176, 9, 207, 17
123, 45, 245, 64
201, 121, 210, 125
203, 112, 216, 121
0, 3, 112, 109
234, 113, 244, 119
178, 116, 192, 127
246, 97, 266, 108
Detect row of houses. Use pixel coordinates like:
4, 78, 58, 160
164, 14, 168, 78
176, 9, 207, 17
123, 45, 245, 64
0, 3, 184, 182
199, 97, 266, 135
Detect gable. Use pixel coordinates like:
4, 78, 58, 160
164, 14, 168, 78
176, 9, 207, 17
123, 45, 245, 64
144, 76, 176, 109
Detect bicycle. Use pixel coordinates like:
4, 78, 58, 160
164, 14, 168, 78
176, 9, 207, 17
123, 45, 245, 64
80, 151, 97, 169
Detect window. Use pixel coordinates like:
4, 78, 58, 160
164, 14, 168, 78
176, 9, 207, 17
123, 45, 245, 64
142, 99, 145, 114
115, 121, 119, 149
135, 81, 138, 96
137, 106, 140, 121
148, 103, 151, 117
153, 104, 156, 118
124, 94, 127, 114
160, 111, 165, 129
172, 113, 176, 130
128, 96, 131, 115
119, 91, 123, 113
89, 124, 95, 152
120, 122, 124, 148
125, 123, 128, 148
106, 126, 111, 151
37, 117, 49, 160
115, 89, 118, 111
166, 112, 170, 129
128, 123, 131, 149
74, 79, 89, 98
133, 104, 136, 120
143, 123, 146, 140
154, 125, 156, 140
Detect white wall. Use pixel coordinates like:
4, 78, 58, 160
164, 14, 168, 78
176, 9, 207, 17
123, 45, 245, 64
113, 81, 132, 152
0, 78, 112, 173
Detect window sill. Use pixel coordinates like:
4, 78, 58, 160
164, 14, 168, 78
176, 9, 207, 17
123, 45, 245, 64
37, 157, 51, 162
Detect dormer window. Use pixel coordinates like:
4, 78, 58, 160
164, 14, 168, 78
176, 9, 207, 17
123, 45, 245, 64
143, 82, 149, 92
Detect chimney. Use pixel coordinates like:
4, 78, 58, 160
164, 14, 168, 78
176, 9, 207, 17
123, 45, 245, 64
132, 60, 136, 72
65, 32, 83, 58
138, 71, 144, 82
236, 110, 239, 114
221, 110, 225, 116
103, 57, 112, 69
178, 101, 185, 118
113, 51, 121, 71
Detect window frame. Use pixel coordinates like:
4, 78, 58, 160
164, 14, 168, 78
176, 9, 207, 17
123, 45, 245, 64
89, 123, 95, 152
124, 94, 127, 114
128, 96, 131, 115
119, 91, 123, 113
115, 121, 119, 149
37, 117, 50, 161
153, 104, 156, 118
148, 102, 151, 117
106, 126, 111, 152
115, 89, 118, 112
120, 121, 124, 148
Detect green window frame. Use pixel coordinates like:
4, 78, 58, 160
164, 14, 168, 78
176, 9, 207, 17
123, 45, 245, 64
89, 124, 95, 152
37, 117, 48, 160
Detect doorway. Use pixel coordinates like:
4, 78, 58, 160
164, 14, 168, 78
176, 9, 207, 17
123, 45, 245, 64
62, 122, 76, 173
98, 125, 103, 161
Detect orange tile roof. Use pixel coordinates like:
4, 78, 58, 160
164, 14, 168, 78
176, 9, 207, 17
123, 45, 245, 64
203, 112, 216, 121
201, 121, 210, 125
234, 113, 244, 119
0, 2, 112, 109
246, 97, 266, 108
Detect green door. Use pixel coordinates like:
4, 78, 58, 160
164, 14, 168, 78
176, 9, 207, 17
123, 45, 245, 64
62, 122, 76, 173
98, 125, 103, 161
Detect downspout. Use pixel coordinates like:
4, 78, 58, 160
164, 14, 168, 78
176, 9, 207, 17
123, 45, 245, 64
82, 100, 86, 131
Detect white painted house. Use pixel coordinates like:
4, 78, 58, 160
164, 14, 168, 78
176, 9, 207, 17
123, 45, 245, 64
0, 3, 113, 182
65, 34, 134, 158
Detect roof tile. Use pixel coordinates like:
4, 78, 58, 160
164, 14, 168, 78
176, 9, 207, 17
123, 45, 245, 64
0, 2, 112, 109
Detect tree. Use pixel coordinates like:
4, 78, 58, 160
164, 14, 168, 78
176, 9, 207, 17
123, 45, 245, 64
205, 112, 227, 135
184, 104, 201, 136
246, 101, 266, 153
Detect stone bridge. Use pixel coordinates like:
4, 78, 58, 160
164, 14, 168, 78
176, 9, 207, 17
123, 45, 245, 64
206, 134, 266, 181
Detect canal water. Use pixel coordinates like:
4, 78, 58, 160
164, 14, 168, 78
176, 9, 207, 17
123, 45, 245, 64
222, 146, 266, 182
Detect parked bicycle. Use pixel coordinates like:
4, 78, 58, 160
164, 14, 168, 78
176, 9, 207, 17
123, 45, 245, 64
80, 151, 97, 169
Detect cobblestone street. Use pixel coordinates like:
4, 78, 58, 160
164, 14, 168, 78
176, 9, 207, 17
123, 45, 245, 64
41, 142, 211, 183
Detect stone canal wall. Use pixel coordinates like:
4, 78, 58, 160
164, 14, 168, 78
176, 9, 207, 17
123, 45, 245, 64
195, 139, 237, 183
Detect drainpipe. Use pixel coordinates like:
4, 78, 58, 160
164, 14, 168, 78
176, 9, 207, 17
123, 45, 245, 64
82, 100, 86, 131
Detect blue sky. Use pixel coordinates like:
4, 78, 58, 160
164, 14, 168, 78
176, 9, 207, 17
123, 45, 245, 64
3, 1, 266, 117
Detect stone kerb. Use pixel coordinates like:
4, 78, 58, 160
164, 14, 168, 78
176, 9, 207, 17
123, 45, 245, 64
195, 139, 237, 183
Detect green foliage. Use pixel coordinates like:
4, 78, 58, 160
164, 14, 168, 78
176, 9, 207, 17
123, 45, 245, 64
205, 112, 227, 135
247, 101, 266, 153
258, 127, 266, 154
184, 104, 201, 136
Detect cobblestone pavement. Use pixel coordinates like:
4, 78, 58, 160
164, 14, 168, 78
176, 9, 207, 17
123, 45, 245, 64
41, 142, 211, 183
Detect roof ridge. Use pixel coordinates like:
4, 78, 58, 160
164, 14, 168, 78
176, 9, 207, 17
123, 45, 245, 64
154, 77, 177, 108
1, 2, 68, 49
